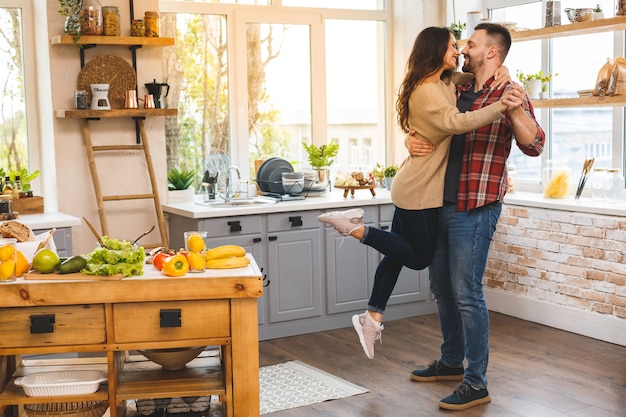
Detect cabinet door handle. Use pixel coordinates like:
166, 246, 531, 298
253, 237, 262, 243
268, 235, 278, 241
160, 309, 182, 327
227, 220, 242, 232
30, 314, 55, 334
381, 225, 390, 230
289, 216, 303, 227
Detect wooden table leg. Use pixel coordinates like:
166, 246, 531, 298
230, 298, 260, 416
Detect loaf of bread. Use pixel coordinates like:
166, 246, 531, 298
0, 220, 36, 242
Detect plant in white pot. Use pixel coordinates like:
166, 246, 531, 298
516, 70, 556, 99
167, 166, 195, 203
302, 141, 339, 184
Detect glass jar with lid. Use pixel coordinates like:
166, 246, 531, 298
144, 11, 160, 37
131, 19, 145, 37
81, 0, 102, 35
102, 6, 120, 36
605, 169, 625, 202
542, 159, 571, 198
591, 168, 607, 200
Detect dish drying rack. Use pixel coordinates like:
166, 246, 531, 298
254, 178, 329, 201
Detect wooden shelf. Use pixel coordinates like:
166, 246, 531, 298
457, 15, 626, 47
55, 108, 178, 119
531, 95, 626, 108
51, 35, 174, 47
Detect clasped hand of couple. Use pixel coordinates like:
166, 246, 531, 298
407, 82, 526, 157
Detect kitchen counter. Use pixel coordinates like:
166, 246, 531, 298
162, 187, 392, 219
0, 212, 81, 230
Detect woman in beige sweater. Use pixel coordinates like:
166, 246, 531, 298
317, 26, 522, 359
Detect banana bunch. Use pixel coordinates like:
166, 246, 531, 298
204, 245, 250, 269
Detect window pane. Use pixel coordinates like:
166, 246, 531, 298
282, 0, 384, 10
161, 13, 231, 187
247, 23, 312, 176
0, 7, 29, 172
552, 33, 614, 174
325, 19, 385, 173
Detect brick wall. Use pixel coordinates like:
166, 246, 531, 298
486, 205, 626, 320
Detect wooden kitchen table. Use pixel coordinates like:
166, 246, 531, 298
0, 255, 263, 417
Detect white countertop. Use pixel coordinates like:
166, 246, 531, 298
162, 188, 393, 219
1, 212, 82, 230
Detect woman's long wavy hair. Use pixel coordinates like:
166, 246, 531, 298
396, 27, 454, 133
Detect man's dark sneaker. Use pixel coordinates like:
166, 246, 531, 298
439, 382, 491, 411
410, 360, 465, 382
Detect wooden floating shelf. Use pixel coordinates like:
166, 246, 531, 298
51, 35, 174, 47
532, 95, 626, 108
456, 16, 626, 47
55, 108, 178, 118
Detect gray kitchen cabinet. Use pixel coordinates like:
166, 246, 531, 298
33, 227, 73, 258
378, 204, 429, 306
167, 214, 266, 324
265, 210, 323, 323
324, 206, 379, 314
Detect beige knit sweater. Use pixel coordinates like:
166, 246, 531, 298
391, 76, 504, 210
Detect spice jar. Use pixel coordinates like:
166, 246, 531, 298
102, 6, 120, 36
81, 0, 102, 35
0, 195, 11, 214
74, 90, 88, 109
542, 159, 571, 199
144, 11, 160, 37
131, 19, 145, 37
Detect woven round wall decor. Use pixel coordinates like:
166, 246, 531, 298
77, 55, 137, 109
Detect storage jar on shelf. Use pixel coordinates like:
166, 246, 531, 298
144, 11, 160, 37
102, 6, 120, 36
80, 0, 102, 35
606, 168, 625, 202
591, 168, 607, 200
543, 159, 571, 199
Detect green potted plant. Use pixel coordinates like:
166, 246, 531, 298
167, 166, 195, 203
593, 4, 604, 20
383, 165, 398, 190
516, 70, 557, 99
450, 21, 466, 40
58, 0, 83, 37
302, 142, 339, 184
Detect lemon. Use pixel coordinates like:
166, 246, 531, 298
32, 248, 61, 274
0, 244, 15, 262
187, 234, 206, 253
15, 250, 30, 277
0, 259, 15, 281
187, 251, 205, 272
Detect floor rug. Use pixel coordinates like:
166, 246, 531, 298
260, 360, 368, 414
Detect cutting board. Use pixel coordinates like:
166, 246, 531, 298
24, 271, 123, 280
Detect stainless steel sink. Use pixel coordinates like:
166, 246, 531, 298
196, 197, 278, 208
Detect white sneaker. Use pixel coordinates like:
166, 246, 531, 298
352, 312, 384, 359
317, 208, 364, 236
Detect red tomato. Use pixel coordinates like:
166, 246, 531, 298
152, 252, 171, 271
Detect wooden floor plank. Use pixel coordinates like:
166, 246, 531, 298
259, 312, 626, 417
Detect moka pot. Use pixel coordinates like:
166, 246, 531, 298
144, 79, 170, 109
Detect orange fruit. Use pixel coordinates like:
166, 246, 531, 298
15, 250, 30, 277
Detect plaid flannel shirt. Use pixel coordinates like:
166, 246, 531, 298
455, 77, 545, 211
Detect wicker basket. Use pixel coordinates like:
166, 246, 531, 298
24, 401, 107, 417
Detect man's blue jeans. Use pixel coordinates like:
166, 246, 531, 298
429, 201, 502, 389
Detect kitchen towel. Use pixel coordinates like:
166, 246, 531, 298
260, 360, 368, 414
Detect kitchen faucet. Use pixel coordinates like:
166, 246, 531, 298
222, 165, 241, 203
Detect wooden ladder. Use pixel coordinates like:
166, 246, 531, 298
80, 117, 169, 250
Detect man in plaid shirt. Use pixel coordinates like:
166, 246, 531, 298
407, 23, 545, 411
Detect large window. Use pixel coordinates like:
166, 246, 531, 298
488, 0, 625, 193
0, 2, 30, 177
159, 1, 390, 185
